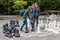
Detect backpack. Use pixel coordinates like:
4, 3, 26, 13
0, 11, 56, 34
19, 9, 26, 16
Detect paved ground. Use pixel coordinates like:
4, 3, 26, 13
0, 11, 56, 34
0, 15, 60, 40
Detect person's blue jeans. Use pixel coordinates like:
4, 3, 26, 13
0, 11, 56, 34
30, 16, 39, 31
20, 18, 28, 30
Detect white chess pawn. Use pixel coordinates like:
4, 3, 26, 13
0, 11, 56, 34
45, 24, 48, 30
37, 24, 41, 33
57, 22, 60, 31
36, 20, 41, 33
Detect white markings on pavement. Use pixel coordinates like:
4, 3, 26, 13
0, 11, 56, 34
20, 31, 54, 38
9, 38, 13, 40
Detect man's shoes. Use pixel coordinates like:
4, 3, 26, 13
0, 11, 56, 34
25, 30, 29, 33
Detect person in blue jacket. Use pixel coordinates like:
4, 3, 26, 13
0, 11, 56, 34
29, 3, 40, 31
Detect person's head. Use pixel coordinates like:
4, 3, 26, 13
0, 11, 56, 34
31, 4, 34, 8
34, 3, 39, 10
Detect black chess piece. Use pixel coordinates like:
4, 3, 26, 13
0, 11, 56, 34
10, 20, 16, 33
13, 28, 20, 37
15, 20, 19, 27
10, 20, 15, 25
5, 20, 20, 37
4, 29, 13, 38
3, 23, 8, 34
4, 26, 13, 38
16, 20, 19, 27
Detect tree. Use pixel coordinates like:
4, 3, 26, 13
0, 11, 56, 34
12, 0, 28, 10
0, 0, 60, 15
40, 0, 60, 11
0, 0, 28, 15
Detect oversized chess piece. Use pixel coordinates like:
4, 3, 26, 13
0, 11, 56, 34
10, 20, 15, 25
13, 27, 20, 37
5, 29, 13, 38
37, 24, 41, 33
3, 23, 13, 37
3, 20, 20, 37
15, 20, 19, 27
10, 20, 15, 33
3, 23, 8, 34
5, 20, 15, 37
16, 20, 19, 27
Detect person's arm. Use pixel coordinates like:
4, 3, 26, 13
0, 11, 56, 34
37, 7, 40, 16
23, 9, 28, 18
38, 9, 40, 16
